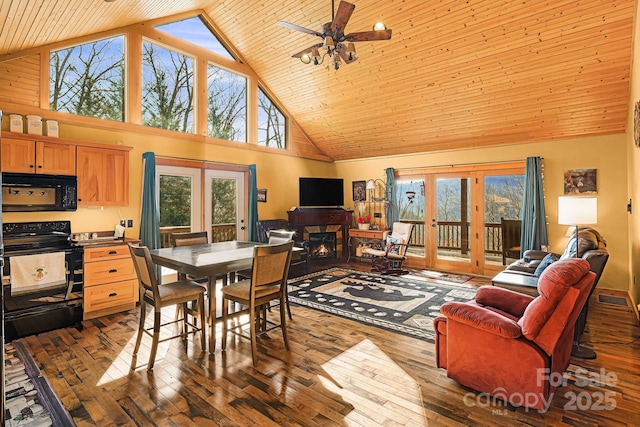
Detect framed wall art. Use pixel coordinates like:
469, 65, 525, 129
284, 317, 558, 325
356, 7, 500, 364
352, 180, 366, 201
563, 169, 597, 195
257, 188, 267, 202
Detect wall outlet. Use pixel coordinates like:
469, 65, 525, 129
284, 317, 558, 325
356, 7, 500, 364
127, 219, 133, 228
120, 220, 126, 227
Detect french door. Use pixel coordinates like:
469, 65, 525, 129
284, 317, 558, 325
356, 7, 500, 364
157, 166, 246, 246
399, 163, 524, 276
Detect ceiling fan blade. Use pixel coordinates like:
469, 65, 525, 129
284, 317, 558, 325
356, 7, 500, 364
331, 1, 355, 33
291, 43, 324, 58
345, 29, 392, 42
279, 21, 323, 37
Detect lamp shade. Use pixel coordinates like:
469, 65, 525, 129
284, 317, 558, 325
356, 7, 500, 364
366, 180, 376, 190
558, 196, 597, 225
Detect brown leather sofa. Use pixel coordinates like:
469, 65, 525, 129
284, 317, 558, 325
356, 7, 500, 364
505, 227, 608, 280
434, 258, 595, 410
503, 227, 608, 359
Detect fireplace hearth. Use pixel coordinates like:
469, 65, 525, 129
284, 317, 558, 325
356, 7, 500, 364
308, 232, 337, 259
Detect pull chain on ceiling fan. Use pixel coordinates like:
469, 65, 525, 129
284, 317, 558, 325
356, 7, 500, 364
278, 0, 392, 70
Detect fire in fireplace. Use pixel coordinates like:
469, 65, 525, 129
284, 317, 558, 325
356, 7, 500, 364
308, 232, 337, 259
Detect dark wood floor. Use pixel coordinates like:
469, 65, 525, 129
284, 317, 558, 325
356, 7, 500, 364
13, 264, 640, 426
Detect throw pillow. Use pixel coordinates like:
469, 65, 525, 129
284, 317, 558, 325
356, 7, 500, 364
534, 253, 559, 277
386, 236, 404, 255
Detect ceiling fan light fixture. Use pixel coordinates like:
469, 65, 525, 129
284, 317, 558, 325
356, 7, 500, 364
281, 1, 393, 70
300, 54, 312, 64
373, 22, 387, 31
333, 54, 342, 70
325, 36, 335, 50
347, 42, 356, 60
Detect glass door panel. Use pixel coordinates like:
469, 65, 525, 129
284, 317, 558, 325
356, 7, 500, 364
483, 172, 525, 274
396, 178, 426, 261
157, 166, 202, 247
434, 176, 472, 270
204, 169, 245, 242
157, 165, 202, 280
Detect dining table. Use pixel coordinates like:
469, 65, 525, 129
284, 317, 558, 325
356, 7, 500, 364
149, 240, 300, 353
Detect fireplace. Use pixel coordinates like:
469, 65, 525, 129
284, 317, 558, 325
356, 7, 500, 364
288, 208, 353, 263
308, 232, 337, 259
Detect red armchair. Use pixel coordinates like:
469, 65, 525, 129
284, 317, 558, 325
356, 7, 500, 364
433, 258, 595, 410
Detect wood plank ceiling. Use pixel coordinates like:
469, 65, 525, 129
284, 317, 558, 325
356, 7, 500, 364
0, 0, 635, 161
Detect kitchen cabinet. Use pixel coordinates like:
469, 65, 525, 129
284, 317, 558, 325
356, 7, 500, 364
1, 137, 76, 175
77, 146, 129, 206
83, 244, 138, 320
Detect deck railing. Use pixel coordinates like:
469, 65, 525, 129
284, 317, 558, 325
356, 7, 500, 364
399, 220, 505, 255
159, 224, 237, 248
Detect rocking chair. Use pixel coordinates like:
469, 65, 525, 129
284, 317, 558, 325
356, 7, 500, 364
362, 222, 414, 275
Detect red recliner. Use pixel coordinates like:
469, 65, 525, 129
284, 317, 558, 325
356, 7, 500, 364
433, 258, 595, 411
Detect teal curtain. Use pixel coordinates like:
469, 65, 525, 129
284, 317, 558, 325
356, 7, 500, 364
385, 168, 398, 227
521, 156, 548, 254
248, 164, 258, 241
140, 152, 161, 250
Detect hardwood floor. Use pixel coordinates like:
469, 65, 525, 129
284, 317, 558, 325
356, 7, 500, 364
13, 264, 640, 426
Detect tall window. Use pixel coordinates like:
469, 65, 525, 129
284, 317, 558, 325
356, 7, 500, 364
47, 16, 288, 149
142, 41, 194, 132
257, 87, 286, 148
207, 64, 247, 142
50, 35, 124, 120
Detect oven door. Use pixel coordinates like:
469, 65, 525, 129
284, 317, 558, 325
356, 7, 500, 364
2, 248, 83, 341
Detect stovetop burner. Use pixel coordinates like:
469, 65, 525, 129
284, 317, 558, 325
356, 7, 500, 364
2, 221, 74, 254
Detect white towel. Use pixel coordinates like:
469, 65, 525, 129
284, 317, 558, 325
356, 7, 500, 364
10, 252, 67, 295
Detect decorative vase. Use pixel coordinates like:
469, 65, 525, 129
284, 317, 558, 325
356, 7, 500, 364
358, 223, 370, 230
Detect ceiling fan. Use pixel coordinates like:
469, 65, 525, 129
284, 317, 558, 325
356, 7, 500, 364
279, 0, 392, 70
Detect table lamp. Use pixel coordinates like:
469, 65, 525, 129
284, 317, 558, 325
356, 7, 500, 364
558, 195, 598, 360
558, 196, 597, 257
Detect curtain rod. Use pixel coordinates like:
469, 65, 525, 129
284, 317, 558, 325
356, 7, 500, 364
393, 157, 542, 171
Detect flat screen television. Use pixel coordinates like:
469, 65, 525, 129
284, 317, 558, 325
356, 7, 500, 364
299, 177, 344, 207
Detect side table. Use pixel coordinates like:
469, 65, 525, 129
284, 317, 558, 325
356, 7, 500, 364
491, 271, 539, 296
347, 228, 389, 262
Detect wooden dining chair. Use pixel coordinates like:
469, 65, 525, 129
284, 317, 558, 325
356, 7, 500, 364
236, 229, 297, 319
169, 231, 213, 325
220, 241, 294, 366
128, 243, 206, 370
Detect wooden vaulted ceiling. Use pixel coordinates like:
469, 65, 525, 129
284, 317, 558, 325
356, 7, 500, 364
0, 0, 635, 161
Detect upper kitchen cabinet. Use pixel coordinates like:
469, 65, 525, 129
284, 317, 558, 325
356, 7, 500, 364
1, 137, 76, 175
77, 146, 130, 206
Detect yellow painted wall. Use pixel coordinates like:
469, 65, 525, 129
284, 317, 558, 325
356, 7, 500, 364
335, 133, 630, 292
1, 113, 632, 295
1, 122, 336, 238
626, 0, 640, 311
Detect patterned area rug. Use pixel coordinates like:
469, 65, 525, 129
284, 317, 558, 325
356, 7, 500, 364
288, 268, 477, 342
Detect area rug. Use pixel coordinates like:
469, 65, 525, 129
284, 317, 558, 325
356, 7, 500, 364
411, 269, 474, 284
288, 268, 477, 342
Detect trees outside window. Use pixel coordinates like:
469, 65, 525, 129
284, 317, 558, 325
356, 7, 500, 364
207, 64, 246, 141
47, 16, 287, 149
159, 175, 192, 228
257, 87, 286, 148
142, 41, 194, 132
50, 36, 124, 120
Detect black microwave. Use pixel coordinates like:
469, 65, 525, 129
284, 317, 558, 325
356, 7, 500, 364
1, 172, 77, 212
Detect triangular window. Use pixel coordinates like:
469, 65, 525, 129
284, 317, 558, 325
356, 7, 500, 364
155, 16, 235, 61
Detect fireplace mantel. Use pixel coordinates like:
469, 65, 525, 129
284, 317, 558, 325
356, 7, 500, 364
288, 208, 353, 263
